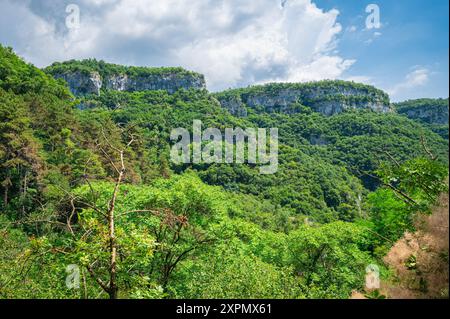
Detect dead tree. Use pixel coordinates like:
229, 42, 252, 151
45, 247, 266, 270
83, 128, 135, 299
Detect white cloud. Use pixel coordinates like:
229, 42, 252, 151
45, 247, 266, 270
347, 25, 357, 32
388, 68, 430, 97
0, 0, 356, 91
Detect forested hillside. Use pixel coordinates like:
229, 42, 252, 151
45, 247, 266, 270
0, 45, 448, 299
394, 98, 449, 139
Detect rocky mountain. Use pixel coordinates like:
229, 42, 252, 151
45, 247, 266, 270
44, 59, 206, 96
1, 44, 449, 300
44, 59, 393, 117
215, 81, 391, 117
394, 98, 449, 125
393, 98, 449, 139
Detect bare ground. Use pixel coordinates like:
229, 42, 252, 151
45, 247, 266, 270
351, 192, 449, 299
382, 192, 449, 299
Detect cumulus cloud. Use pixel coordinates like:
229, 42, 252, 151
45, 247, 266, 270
0, 0, 355, 91
388, 68, 430, 98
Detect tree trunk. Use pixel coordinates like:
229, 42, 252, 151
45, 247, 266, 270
3, 185, 8, 207
22, 171, 28, 215
106, 151, 125, 299
108, 201, 118, 299
3, 175, 11, 207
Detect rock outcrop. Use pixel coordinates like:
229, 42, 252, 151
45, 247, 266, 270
216, 81, 391, 117
103, 73, 206, 94
47, 60, 394, 118
46, 60, 206, 96
52, 71, 206, 96
54, 71, 103, 96
395, 99, 449, 125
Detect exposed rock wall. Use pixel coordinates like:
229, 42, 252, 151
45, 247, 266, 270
398, 105, 449, 125
104, 73, 206, 94
52, 70, 206, 96
54, 71, 103, 96
217, 83, 391, 117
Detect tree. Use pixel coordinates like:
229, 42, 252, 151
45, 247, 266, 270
0, 89, 41, 213
287, 222, 372, 298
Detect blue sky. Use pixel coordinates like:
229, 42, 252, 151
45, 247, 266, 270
0, 0, 448, 102
314, 0, 449, 101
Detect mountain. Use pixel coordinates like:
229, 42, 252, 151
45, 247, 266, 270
44, 59, 392, 117
216, 81, 391, 117
44, 59, 206, 95
394, 98, 449, 139
0, 45, 448, 299
395, 98, 449, 125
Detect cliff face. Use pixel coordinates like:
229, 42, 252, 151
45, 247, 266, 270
47, 60, 393, 118
46, 60, 206, 96
401, 107, 449, 125
395, 99, 449, 125
54, 71, 103, 96
52, 71, 206, 96
104, 73, 206, 94
216, 81, 391, 117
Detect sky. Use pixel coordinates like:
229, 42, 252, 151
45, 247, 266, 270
0, 0, 448, 102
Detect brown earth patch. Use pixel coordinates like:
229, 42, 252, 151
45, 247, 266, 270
382, 192, 449, 299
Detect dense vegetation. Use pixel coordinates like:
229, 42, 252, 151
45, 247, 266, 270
394, 98, 449, 139
45, 59, 204, 81
216, 80, 391, 108
0, 45, 448, 299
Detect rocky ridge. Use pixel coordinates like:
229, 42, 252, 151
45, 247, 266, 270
45, 60, 206, 96
215, 81, 391, 117
395, 98, 449, 125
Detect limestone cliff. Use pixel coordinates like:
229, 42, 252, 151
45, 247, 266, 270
45, 59, 206, 96
52, 71, 103, 96
215, 81, 391, 117
395, 98, 449, 125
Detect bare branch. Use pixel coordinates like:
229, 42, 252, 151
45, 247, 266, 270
379, 149, 401, 167
86, 264, 109, 293
357, 169, 419, 206
420, 135, 438, 161
67, 198, 76, 236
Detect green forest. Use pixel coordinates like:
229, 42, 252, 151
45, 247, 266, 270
0, 45, 448, 299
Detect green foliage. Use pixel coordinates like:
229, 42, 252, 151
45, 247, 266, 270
287, 222, 373, 298
68, 174, 225, 296
250, 109, 448, 189
377, 157, 448, 211
364, 290, 386, 299
363, 189, 411, 254
395, 98, 448, 124
0, 46, 448, 300
44, 59, 204, 86
172, 240, 300, 299
363, 157, 448, 256
394, 98, 449, 139
216, 79, 390, 106
0, 89, 41, 215
0, 214, 96, 298
0, 45, 71, 98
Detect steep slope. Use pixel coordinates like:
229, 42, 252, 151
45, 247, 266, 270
44, 59, 206, 95
394, 98, 449, 140
383, 191, 449, 298
395, 98, 449, 125
41, 56, 448, 199
1, 45, 449, 300
0, 46, 71, 98
215, 81, 391, 117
